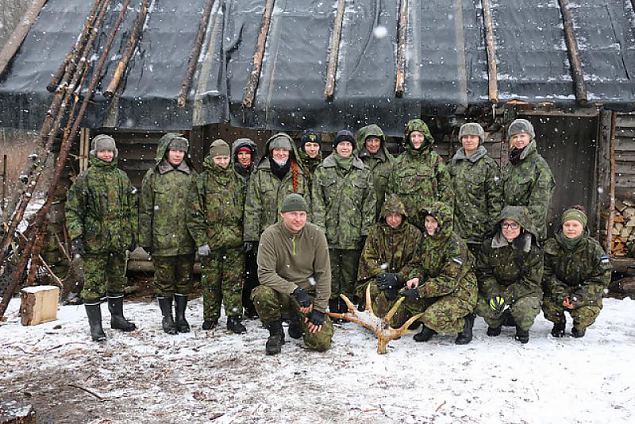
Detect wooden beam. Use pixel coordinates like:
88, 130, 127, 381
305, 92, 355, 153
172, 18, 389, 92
242, 0, 275, 109
481, 0, 498, 103
607, 111, 617, 255
0, 0, 49, 78
324, 0, 346, 101
395, 0, 408, 97
558, 0, 588, 105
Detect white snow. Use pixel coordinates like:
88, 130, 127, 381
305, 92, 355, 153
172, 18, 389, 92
0, 296, 634, 423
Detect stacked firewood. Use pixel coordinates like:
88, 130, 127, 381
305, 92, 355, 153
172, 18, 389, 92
611, 199, 635, 257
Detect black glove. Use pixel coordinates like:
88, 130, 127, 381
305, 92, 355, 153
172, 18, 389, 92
488, 295, 506, 316
71, 238, 85, 258
243, 242, 255, 253
307, 309, 325, 326
292, 287, 312, 308
377, 273, 400, 291
400, 288, 420, 302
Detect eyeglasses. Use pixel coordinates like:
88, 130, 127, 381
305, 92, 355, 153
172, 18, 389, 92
501, 222, 520, 230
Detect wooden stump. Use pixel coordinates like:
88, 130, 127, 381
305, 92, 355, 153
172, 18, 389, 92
20, 285, 59, 326
0, 400, 36, 424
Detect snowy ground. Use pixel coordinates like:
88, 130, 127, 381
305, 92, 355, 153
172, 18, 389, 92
1, 296, 634, 424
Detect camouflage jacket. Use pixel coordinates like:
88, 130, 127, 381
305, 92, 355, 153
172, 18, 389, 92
139, 134, 196, 256
502, 140, 555, 240
243, 133, 311, 242
297, 149, 322, 191
187, 153, 244, 251
448, 145, 503, 245
65, 156, 137, 254
312, 154, 376, 250
543, 232, 611, 307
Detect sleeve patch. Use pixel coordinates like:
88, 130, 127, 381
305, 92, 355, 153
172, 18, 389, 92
452, 257, 463, 265
600, 255, 609, 264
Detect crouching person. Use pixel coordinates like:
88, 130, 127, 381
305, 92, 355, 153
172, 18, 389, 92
65, 134, 137, 342
254, 194, 333, 355
401, 202, 478, 345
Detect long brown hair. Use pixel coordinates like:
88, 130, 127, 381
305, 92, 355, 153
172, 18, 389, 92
291, 160, 299, 192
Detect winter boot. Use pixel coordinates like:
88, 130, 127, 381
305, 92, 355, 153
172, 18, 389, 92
514, 326, 529, 344
174, 294, 190, 333
501, 310, 516, 327
107, 294, 136, 332
455, 314, 475, 345
85, 303, 106, 342
413, 325, 436, 342
551, 321, 566, 338
265, 320, 285, 355
572, 326, 586, 338
227, 316, 247, 334
157, 296, 177, 335
202, 320, 218, 330
487, 326, 501, 337
287, 310, 303, 339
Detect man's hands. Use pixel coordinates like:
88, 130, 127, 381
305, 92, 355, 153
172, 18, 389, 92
562, 296, 576, 310
197, 244, 211, 257
243, 242, 255, 253
377, 273, 400, 301
292, 287, 312, 308
305, 309, 325, 333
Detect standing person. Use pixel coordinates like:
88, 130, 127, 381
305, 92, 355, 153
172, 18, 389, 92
542, 206, 611, 338
448, 123, 503, 255
139, 133, 197, 334
232, 137, 259, 319
254, 193, 333, 355
188, 140, 246, 334
65, 134, 137, 342
387, 119, 454, 231
400, 202, 478, 345
356, 124, 394, 220
312, 130, 376, 312
297, 129, 323, 189
502, 118, 555, 241
475, 206, 544, 344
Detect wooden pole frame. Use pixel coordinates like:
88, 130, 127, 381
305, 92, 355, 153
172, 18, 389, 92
242, 0, 275, 108
481, 0, 498, 103
558, 0, 588, 105
395, 0, 408, 97
324, 0, 346, 101
606, 111, 617, 256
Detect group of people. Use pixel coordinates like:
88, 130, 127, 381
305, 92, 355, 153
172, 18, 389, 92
65, 117, 612, 355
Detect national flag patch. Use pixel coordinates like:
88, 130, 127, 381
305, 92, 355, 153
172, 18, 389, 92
452, 257, 463, 265
600, 255, 609, 264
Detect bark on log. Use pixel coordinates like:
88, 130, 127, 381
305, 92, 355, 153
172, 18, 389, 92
324, 0, 346, 101
20, 285, 59, 326
243, 0, 275, 108
558, 0, 587, 105
481, 0, 498, 103
394, 0, 408, 97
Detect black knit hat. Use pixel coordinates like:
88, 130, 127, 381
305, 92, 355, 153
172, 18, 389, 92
332, 129, 355, 149
300, 130, 321, 147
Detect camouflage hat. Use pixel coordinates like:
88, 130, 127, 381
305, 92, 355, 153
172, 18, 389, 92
332, 129, 355, 149
90, 134, 117, 157
269, 134, 292, 151
381, 194, 408, 218
300, 130, 322, 147
404, 119, 434, 145
280, 193, 308, 213
561, 208, 587, 228
458, 123, 485, 144
209, 139, 230, 158
168, 136, 189, 152
508, 119, 535, 140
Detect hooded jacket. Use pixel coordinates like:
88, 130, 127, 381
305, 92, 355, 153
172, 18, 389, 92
232, 138, 258, 184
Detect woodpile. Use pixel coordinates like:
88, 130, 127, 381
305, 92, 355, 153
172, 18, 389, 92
611, 199, 635, 257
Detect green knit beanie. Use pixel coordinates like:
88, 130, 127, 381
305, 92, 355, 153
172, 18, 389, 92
561, 208, 587, 228
209, 139, 230, 157
280, 193, 308, 213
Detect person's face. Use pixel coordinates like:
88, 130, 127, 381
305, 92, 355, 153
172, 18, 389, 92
281, 211, 307, 234
461, 135, 480, 155
237, 151, 252, 167
304, 142, 320, 159
424, 215, 439, 236
410, 131, 425, 150
96, 150, 114, 162
501, 219, 521, 241
272, 148, 290, 163
212, 155, 230, 169
562, 220, 584, 239
336, 141, 353, 158
365, 137, 381, 154
167, 149, 185, 166
510, 133, 531, 150
386, 212, 403, 229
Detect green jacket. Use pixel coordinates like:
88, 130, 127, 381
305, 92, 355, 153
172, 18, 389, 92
139, 134, 196, 256
65, 155, 137, 254
502, 140, 555, 240
243, 133, 311, 242
312, 153, 376, 250
356, 124, 394, 220
297, 149, 322, 191
187, 151, 244, 251
476, 206, 544, 302
448, 145, 503, 245
543, 231, 611, 307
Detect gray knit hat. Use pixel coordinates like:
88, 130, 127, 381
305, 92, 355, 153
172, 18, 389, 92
209, 139, 230, 158
90, 134, 117, 158
268, 134, 292, 151
280, 193, 308, 213
508, 119, 535, 140
458, 123, 485, 144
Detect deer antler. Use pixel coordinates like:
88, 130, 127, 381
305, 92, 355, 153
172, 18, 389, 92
327, 284, 424, 354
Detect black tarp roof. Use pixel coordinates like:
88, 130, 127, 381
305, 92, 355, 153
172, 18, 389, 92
1, 0, 634, 135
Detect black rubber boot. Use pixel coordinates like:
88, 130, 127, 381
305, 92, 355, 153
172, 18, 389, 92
487, 326, 501, 337
265, 320, 285, 355
551, 321, 566, 338
158, 296, 177, 335
227, 316, 247, 334
107, 295, 136, 332
84, 303, 106, 342
202, 319, 217, 330
572, 326, 586, 338
455, 314, 475, 345
287, 310, 303, 339
413, 325, 436, 342
514, 326, 529, 344
174, 294, 190, 333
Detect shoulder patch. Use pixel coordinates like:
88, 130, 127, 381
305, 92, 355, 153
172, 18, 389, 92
600, 254, 610, 264
452, 257, 463, 265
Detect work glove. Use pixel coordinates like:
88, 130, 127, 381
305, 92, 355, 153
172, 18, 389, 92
488, 295, 506, 316
197, 244, 211, 257
377, 273, 400, 291
243, 242, 255, 253
292, 287, 312, 308
400, 288, 420, 302
307, 309, 325, 326
71, 238, 85, 258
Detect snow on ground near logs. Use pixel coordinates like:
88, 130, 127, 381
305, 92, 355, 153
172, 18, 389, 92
1, 297, 634, 423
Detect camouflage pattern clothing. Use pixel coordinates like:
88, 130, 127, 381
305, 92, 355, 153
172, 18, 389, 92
244, 133, 311, 242
356, 124, 395, 220
448, 145, 503, 251
297, 149, 322, 191
402, 202, 478, 334
387, 119, 454, 231
502, 140, 555, 241
542, 231, 611, 331
475, 206, 544, 331
65, 155, 137, 302
200, 249, 244, 322
139, 133, 197, 296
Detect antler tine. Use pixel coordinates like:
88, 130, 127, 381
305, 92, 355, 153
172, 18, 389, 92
382, 295, 405, 324
395, 312, 425, 335
339, 293, 357, 313
364, 283, 375, 315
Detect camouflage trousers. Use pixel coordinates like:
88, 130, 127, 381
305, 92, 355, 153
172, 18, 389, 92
152, 254, 194, 297
330, 248, 361, 302
80, 252, 127, 302
475, 294, 542, 331
402, 292, 475, 334
542, 297, 602, 331
201, 248, 244, 321
251, 285, 333, 352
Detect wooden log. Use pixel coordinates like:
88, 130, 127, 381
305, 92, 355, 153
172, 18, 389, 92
615, 198, 627, 212
481, 0, 499, 103
395, 0, 408, 97
324, 0, 346, 101
558, 0, 587, 105
607, 112, 617, 255
613, 276, 635, 296
20, 285, 59, 326
243, 0, 275, 108
0, 400, 36, 424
